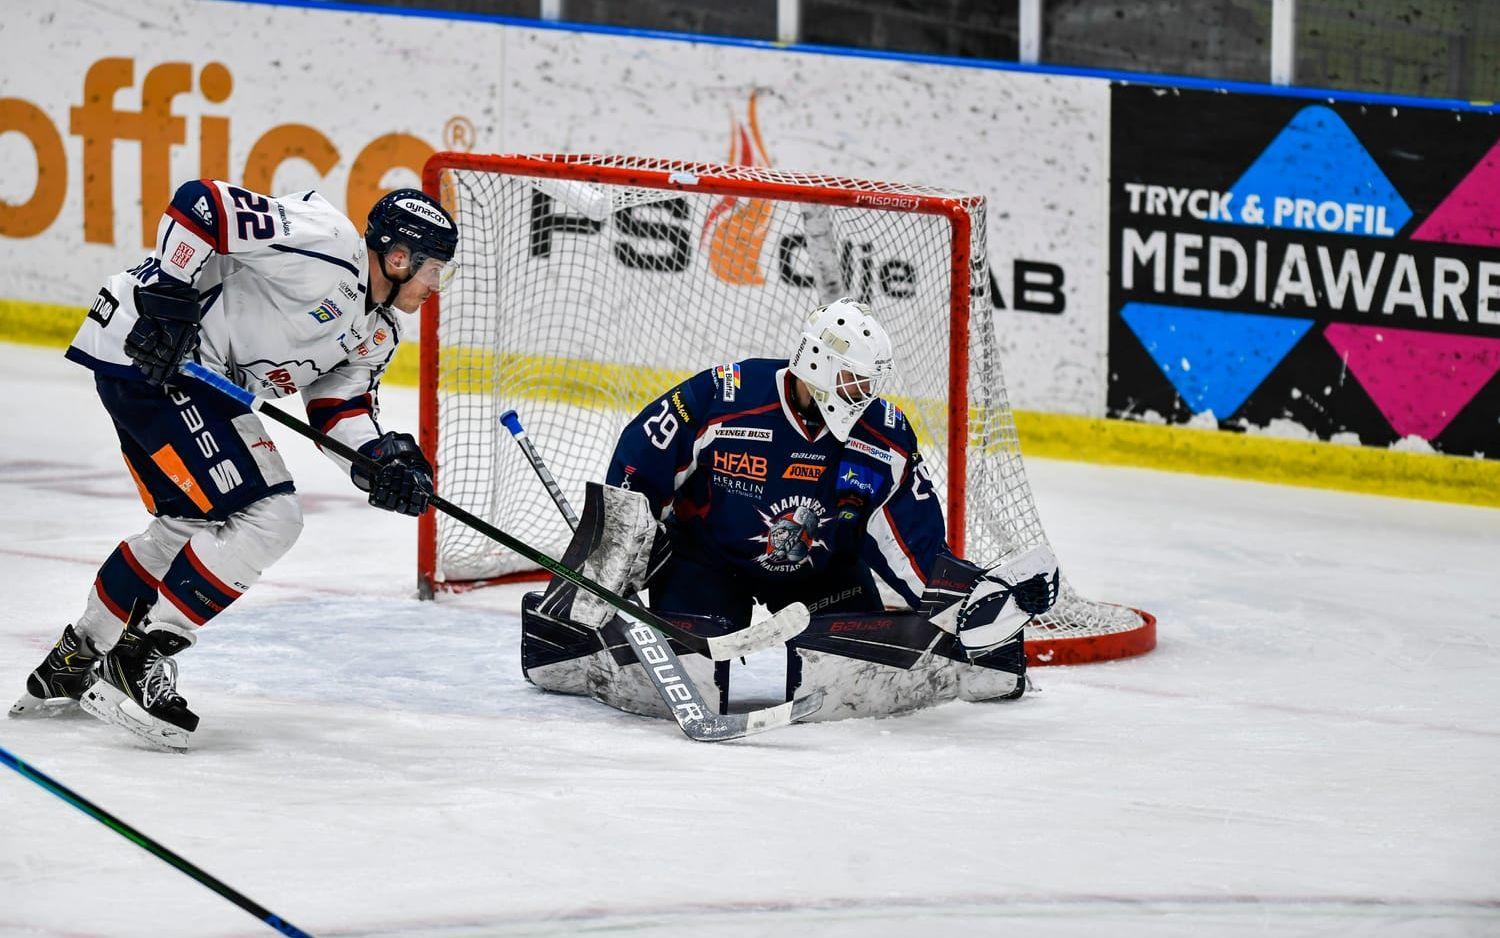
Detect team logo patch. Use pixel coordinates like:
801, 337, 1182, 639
192, 195, 213, 224
308, 300, 342, 323
751, 496, 829, 573
714, 362, 742, 401
782, 462, 825, 482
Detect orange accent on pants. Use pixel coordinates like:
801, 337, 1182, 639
122, 451, 158, 513
149, 444, 214, 513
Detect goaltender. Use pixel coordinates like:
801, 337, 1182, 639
520, 298, 1060, 721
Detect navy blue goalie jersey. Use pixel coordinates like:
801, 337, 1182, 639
605, 358, 949, 608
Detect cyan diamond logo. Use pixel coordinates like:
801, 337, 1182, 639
1225, 105, 1411, 238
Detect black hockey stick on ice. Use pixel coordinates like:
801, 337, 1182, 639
499, 410, 822, 741
0, 745, 314, 937
177, 364, 795, 661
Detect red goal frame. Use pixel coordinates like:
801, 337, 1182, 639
417, 152, 975, 593
414, 152, 1156, 667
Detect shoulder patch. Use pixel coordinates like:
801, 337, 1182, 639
712, 362, 742, 402
882, 399, 906, 430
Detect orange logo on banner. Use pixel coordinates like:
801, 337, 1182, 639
0, 57, 467, 246
701, 90, 774, 286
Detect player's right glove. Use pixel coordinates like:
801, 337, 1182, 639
352, 431, 433, 516
124, 278, 204, 387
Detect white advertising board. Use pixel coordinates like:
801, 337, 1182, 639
1, 1, 1109, 414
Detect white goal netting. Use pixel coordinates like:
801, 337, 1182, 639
421, 154, 1151, 663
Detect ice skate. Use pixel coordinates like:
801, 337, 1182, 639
10, 624, 100, 718
80, 616, 198, 752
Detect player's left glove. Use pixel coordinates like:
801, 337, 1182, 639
124, 277, 204, 387
352, 431, 433, 516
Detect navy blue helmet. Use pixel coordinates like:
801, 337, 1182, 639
364, 188, 458, 265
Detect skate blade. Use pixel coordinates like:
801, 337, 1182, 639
9, 692, 82, 719
79, 682, 192, 752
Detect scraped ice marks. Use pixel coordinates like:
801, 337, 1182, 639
1323, 323, 1500, 441
1120, 303, 1314, 418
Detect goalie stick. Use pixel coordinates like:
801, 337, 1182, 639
177, 364, 800, 663
0, 745, 315, 937
499, 409, 822, 741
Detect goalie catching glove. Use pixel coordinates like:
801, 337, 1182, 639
920, 545, 1060, 657
352, 431, 433, 516
123, 277, 204, 386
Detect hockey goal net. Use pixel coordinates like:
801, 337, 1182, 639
418, 153, 1154, 665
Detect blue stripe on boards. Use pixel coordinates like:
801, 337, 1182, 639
210, 0, 1500, 114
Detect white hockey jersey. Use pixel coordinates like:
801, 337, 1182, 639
67, 180, 400, 459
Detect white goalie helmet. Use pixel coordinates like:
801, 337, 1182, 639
788, 297, 896, 442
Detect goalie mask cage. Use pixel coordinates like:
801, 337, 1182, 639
418, 153, 1154, 666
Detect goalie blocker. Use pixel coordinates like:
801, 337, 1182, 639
522, 483, 1060, 722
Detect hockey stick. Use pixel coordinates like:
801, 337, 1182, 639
499, 410, 822, 741
0, 745, 315, 937
177, 364, 797, 661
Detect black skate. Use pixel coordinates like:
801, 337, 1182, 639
80, 615, 199, 752
9, 624, 101, 718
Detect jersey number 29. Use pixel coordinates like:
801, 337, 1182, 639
642, 398, 679, 449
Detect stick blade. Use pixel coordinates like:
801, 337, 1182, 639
704, 602, 811, 660
680, 689, 825, 743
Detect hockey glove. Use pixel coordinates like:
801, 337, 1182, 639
352, 431, 433, 516
124, 278, 204, 386
955, 545, 1060, 658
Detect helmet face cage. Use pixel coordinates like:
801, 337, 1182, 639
789, 298, 896, 441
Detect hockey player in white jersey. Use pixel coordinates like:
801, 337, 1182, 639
9, 181, 458, 749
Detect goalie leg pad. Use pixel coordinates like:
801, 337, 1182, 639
537, 482, 658, 632
522, 592, 734, 720
788, 612, 959, 721
584, 617, 721, 720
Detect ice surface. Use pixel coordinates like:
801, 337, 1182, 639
1, 342, 1496, 937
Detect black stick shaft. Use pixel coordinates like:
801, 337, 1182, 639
177, 365, 714, 656
0, 746, 314, 937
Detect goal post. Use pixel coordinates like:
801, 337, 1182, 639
418, 152, 1154, 665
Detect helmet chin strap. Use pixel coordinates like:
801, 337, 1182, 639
377, 252, 413, 308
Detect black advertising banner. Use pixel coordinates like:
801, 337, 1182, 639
1109, 84, 1500, 459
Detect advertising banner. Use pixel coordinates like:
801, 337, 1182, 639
0, 0, 500, 309
0, 2, 1110, 416
1110, 84, 1500, 458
